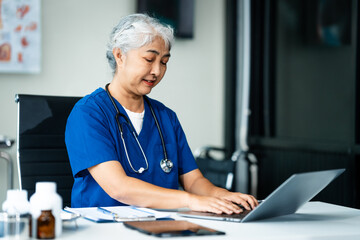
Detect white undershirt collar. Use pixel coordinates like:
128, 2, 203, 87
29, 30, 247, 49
123, 107, 145, 135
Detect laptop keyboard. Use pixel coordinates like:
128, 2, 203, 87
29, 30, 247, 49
217, 209, 252, 219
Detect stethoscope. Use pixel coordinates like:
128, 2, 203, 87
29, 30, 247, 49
105, 83, 173, 174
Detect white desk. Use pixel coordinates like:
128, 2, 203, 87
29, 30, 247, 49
59, 202, 360, 240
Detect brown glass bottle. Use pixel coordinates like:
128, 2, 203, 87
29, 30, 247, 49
37, 210, 55, 239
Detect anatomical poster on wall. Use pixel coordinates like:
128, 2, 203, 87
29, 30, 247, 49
0, 0, 41, 73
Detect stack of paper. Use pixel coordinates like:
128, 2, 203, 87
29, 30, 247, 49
64, 206, 170, 223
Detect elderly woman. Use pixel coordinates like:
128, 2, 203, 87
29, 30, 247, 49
65, 14, 258, 214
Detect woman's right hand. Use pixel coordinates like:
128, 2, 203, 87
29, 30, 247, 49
187, 194, 243, 215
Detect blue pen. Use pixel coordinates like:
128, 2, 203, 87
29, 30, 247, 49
130, 206, 154, 215
98, 207, 119, 218
97, 207, 156, 222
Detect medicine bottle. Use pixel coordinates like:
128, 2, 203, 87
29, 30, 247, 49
30, 182, 62, 238
37, 209, 55, 239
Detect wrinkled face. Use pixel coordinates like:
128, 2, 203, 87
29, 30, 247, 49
116, 36, 171, 97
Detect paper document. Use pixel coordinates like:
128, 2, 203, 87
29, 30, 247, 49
64, 206, 170, 223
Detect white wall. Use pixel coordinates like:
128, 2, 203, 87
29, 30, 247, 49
0, 0, 225, 203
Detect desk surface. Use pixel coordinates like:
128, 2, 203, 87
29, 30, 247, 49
59, 202, 360, 240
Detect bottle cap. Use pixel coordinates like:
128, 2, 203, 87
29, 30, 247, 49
6, 189, 28, 202
35, 182, 57, 194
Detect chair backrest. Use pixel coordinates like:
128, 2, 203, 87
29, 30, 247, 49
16, 94, 81, 207
194, 146, 236, 191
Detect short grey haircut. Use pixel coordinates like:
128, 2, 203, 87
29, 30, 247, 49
106, 13, 174, 72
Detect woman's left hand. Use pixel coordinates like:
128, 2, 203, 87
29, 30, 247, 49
181, 169, 259, 211
215, 189, 259, 210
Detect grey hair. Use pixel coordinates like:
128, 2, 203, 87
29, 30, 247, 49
106, 13, 174, 72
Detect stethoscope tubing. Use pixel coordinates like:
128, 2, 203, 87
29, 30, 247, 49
144, 96, 168, 161
105, 83, 172, 173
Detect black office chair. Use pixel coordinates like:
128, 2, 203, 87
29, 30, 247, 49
15, 94, 81, 207
194, 146, 236, 191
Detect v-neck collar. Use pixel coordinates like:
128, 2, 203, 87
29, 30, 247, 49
109, 94, 153, 140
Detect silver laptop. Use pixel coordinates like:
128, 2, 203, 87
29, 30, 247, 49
178, 168, 345, 223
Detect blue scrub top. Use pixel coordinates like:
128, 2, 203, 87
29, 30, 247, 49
65, 88, 198, 207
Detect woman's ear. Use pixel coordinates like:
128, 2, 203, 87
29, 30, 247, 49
113, 48, 125, 66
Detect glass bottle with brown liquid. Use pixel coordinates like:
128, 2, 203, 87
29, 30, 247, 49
37, 209, 55, 239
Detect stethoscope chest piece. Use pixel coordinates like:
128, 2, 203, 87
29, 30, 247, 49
160, 159, 173, 173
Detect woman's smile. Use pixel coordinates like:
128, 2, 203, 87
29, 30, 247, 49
143, 79, 156, 87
